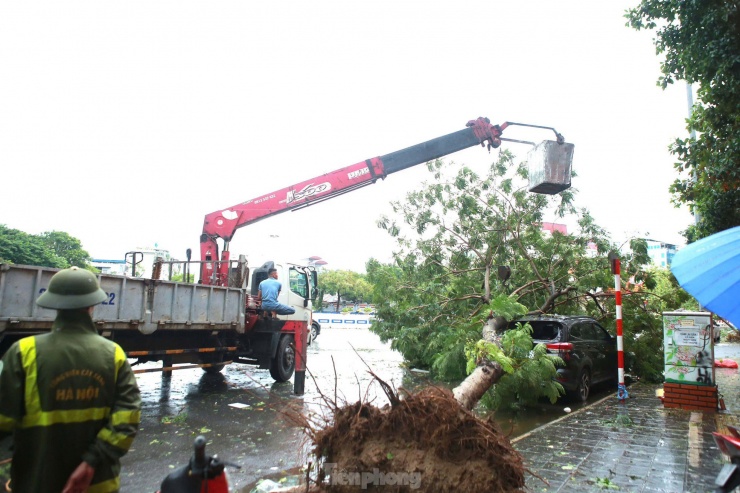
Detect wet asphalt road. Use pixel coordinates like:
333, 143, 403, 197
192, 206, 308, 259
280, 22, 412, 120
118, 327, 612, 492
120, 327, 411, 492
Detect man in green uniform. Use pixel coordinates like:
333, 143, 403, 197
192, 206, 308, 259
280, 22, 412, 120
0, 267, 141, 493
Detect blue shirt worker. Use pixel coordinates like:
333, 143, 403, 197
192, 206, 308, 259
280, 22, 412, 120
0, 267, 141, 493
258, 268, 296, 316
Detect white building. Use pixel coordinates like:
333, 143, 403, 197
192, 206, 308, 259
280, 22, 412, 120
90, 258, 127, 276
92, 246, 181, 279
645, 239, 679, 268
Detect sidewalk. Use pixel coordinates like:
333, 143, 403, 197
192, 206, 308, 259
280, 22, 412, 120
512, 366, 740, 492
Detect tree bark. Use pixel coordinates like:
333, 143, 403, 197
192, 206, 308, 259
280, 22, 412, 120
453, 360, 504, 411
453, 314, 508, 410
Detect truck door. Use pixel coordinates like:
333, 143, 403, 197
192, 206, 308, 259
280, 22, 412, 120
287, 266, 310, 315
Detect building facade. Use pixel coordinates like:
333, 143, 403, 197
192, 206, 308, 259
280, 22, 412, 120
646, 239, 679, 268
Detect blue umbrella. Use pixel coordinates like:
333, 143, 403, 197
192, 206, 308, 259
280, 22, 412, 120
671, 225, 740, 328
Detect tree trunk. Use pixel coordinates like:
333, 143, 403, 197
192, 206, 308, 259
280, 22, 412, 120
452, 314, 508, 410
453, 360, 504, 410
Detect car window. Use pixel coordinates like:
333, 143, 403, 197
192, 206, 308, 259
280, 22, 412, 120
570, 322, 597, 341
593, 323, 612, 341
523, 321, 561, 340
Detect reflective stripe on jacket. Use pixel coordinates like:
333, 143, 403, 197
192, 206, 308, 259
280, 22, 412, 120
0, 310, 141, 493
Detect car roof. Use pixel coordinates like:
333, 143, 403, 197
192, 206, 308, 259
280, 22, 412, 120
511, 314, 598, 326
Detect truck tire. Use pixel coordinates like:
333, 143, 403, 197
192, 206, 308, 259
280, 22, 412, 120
270, 335, 295, 382
202, 359, 225, 375
201, 349, 226, 375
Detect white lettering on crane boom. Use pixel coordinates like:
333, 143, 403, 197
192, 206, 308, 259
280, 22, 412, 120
347, 167, 370, 180
285, 182, 331, 204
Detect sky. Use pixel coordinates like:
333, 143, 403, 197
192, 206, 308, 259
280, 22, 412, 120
0, 1, 694, 273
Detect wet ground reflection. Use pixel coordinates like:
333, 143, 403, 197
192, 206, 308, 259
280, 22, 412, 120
115, 327, 614, 492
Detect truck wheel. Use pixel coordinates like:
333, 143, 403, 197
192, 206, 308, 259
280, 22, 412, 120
202, 361, 225, 375
270, 335, 295, 382
201, 353, 225, 375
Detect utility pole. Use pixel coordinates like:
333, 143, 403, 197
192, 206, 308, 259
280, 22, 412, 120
686, 83, 700, 226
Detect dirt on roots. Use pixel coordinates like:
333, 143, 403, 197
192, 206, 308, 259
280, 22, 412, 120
293, 378, 527, 493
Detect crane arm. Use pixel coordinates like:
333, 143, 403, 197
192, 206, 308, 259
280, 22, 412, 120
200, 117, 550, 285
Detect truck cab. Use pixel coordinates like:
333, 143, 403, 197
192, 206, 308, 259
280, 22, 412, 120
248, 261, 313, 322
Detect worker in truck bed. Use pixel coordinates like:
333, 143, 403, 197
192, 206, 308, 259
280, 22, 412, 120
257, 268, 296, 317
0, 267, 141, 493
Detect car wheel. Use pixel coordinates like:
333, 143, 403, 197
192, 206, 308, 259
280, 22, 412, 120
270, 335, 295, 382
573, 368, 591, 402
310, 323, 319, 342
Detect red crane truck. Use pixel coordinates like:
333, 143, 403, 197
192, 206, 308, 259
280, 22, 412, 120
0, 117, 573, 395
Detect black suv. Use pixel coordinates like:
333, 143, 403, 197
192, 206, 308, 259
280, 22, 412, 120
507, 315, 618, 402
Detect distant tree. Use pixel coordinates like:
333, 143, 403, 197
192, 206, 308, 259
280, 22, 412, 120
0, 225, 66, 268
626, 1, 740, 241
38, 231, 91, 268
171, 272, 195, 283
319, 269, 371, 311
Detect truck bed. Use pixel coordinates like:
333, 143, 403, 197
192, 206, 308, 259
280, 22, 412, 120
0, 263, 246, 335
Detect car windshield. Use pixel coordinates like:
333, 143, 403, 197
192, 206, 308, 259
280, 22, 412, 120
509, 320, 561, 341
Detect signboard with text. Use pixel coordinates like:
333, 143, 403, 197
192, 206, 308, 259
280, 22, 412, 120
663, 311, 714, 385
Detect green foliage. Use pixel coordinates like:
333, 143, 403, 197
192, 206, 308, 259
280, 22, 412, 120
369, 154, 617, 382
611, 267, 698, 383
37, 230, 91, 268
161, 411, 188, 424
368, 152, 674, 407
484, 294, 529, 322
171, 272, 195, 283
626, 2, 740, 241
467, 323, 565, 411
0, 225, 66, 268
592, 477, 620, 490
318, 269, 371, 311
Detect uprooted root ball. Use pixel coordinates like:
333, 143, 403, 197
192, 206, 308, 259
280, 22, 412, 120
304, 385, 526, 493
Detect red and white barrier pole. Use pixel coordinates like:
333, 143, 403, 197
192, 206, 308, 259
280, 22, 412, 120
610, 254, 628, 401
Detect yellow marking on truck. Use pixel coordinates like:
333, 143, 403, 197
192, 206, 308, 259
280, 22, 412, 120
126, 347, 236, 357
132, 361, 233, 374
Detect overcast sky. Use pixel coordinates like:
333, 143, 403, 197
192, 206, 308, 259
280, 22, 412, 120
0, 1, 694, 273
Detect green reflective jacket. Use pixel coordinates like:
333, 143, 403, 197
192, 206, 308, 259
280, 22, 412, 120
0, 310, 141, 493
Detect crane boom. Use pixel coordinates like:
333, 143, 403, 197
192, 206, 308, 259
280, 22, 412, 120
200, 117, 564, 285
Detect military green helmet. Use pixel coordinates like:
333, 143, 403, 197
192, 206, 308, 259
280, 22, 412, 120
37, 266, 108, 310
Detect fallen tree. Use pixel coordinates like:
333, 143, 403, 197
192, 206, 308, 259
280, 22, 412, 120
285, 311, 552, 493
289, 370, 528, 493
281, 154, 653, 491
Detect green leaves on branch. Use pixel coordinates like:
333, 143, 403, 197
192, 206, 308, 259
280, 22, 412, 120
0, 225, 91, 269
466, 340, 513, 375
625, 1, 740, 241
367, 148, 669, 407
477, 294, 528, 325
465, 322, 565, 410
